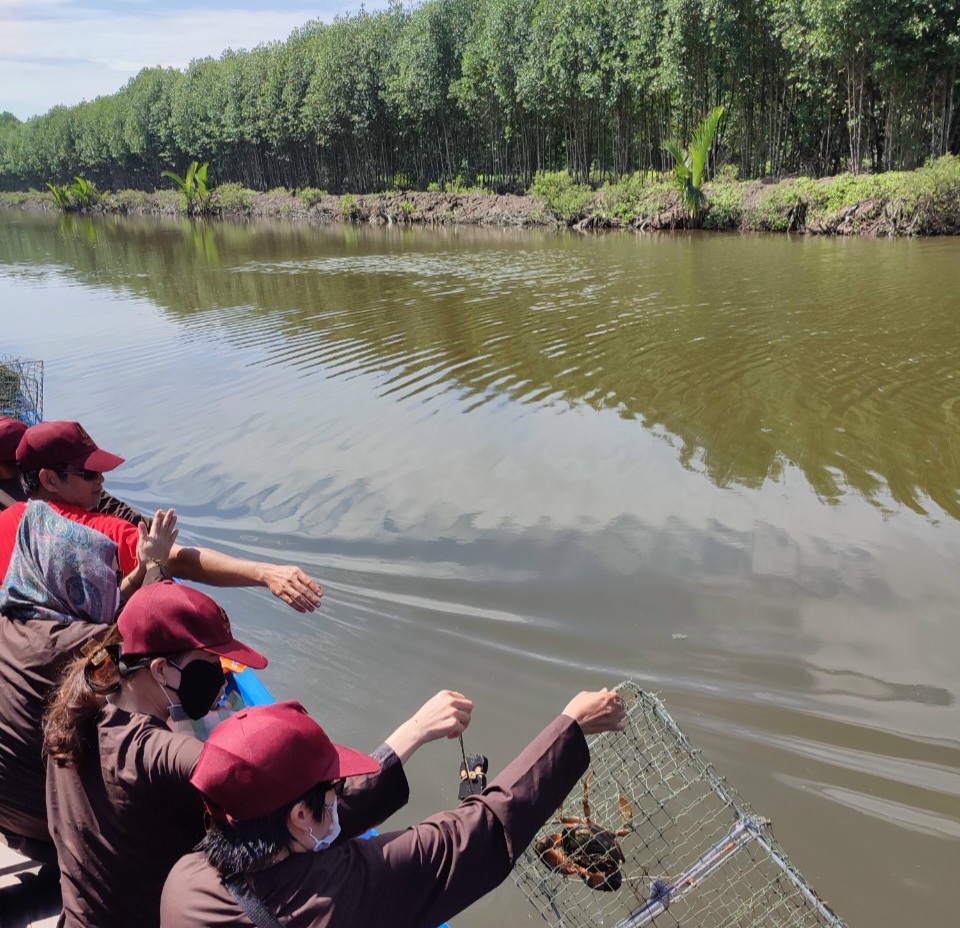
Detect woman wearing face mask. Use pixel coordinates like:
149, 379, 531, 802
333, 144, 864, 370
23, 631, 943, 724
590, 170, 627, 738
159, 690, 626, 928
0, 500, 174, 866
42, 580, 267, 928
43, 579, 473, 928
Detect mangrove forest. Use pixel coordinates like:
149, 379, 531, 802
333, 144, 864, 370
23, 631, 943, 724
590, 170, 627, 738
1, 0, 959, 194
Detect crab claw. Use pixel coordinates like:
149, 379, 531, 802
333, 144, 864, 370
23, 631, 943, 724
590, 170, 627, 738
536, 836, 578, 875
581, 867, 622, 892
617, 796, 634, 834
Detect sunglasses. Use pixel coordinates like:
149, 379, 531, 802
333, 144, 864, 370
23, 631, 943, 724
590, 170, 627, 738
57, 468, 103, 482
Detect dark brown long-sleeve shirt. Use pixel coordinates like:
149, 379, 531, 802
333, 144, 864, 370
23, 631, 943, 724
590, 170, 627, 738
0, 614, 103, 860
159, 714, 589, 928
47, 705, 205, 928
47, 707, 409, 928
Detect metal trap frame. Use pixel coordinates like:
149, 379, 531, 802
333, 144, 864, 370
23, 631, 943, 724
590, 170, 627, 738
0, 356, 44, 425
512, 682, 847, 928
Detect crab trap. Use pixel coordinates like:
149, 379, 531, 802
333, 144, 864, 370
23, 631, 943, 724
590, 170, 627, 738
0, 356, 44, 425
512, 682, 847, 928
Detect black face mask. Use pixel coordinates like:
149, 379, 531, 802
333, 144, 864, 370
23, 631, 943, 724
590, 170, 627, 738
166, 658, 226, 720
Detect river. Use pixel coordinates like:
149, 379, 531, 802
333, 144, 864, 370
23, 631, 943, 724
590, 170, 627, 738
1, 211, 958, 928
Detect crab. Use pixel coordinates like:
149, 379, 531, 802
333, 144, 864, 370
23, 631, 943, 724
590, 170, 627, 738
535, 771, 633, 891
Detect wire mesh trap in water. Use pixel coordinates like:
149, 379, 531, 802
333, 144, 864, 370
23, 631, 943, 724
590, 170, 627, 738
0, 356, 44, 425
512, 682, 848, 928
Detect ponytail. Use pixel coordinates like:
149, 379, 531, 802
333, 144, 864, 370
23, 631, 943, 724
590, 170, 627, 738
43, 626, 123, 767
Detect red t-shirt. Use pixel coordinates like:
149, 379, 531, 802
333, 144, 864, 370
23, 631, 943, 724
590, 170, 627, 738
0, 502, 139, 581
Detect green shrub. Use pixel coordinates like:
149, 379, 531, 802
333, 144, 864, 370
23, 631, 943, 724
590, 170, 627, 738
110, 189, 152, 212
743, 179, 815, 231
390, 172, 414, 191
161, 161, 211, 215
529, 171, 593, 223
300, 187, 327, 207
71, 176, 109, 208
444, 175, 469, 193
44, 176, 108, 211
399, 201, 415, 217
339, 193, 358, 219
896, 155, 960, 231
702, 181, 745, 230
595, 173, 674, 224
46, 182, 73, 210
714, 163, 740, 183
153, 188, 182, 213
213, 182, 255, 213
426, 181, 442, 193
0, 190, 41, 207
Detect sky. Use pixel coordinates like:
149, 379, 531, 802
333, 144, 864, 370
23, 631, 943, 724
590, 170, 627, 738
0, 0, 361, 121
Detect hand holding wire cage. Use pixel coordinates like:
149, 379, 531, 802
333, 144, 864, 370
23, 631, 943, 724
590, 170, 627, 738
513, 682, 848, 928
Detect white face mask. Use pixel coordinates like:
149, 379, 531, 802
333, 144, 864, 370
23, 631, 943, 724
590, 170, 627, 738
308, 798, 341, 852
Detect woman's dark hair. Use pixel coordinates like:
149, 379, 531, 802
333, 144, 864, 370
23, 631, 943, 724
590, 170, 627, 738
43, 626, 124, 767
19, 468, 41, 497
201, 781, 332, 875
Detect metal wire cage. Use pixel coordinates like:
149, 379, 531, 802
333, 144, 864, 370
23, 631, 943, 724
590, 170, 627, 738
0, 356, 44, 425
512, 682, 847, 928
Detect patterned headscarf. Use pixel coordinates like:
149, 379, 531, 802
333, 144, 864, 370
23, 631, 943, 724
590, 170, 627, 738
0, 500, 119, 624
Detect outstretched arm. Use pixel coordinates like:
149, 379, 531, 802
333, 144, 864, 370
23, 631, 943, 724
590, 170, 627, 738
336, 690, 475, 839
166, 543, 322, 613
356, 689, 626, 928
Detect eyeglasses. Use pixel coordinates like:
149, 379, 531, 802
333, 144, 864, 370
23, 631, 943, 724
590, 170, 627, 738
57, 468, 103, 482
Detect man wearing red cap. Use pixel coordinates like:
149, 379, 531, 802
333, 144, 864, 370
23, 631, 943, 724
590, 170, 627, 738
159, 689, 627, 928
0, 415, 145, 523
0, 421, 322, 612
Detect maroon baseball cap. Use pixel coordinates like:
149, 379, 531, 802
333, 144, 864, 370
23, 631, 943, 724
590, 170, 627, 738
0, 417, 27, 465
118, 581, 267, 669
16, 421, 125, 472
192, 701, 380, 822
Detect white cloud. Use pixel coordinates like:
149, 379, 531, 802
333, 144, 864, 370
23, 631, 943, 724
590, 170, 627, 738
0, 4, 352, 119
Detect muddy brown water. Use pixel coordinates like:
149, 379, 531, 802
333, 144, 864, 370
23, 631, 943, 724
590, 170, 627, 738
1, 211, 958, 928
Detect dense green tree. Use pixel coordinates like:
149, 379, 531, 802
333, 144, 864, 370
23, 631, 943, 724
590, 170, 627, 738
0, 0, 957, 193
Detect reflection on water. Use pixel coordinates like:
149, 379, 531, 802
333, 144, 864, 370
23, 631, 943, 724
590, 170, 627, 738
0, 211, 958, 928
4, 212, 959, 519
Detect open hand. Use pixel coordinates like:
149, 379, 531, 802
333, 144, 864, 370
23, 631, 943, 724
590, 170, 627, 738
261, 564, 322, 612
137, 508, 178, 565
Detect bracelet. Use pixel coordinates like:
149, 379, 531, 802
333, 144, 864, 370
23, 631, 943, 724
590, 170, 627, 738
149, 557, 168, 578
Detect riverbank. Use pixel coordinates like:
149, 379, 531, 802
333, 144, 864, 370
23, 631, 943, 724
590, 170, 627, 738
3, 156, 959, 235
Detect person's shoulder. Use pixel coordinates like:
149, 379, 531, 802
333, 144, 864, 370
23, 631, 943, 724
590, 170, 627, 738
101, 705, 183, 741
102, 707, 204, 778
51, 503, 138, 539
167, 847, 209, 880
161, 849, 233, 926
100, 705, 191, 750
0, 500, 26, 522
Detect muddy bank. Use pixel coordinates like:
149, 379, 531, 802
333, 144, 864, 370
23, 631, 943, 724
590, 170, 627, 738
3, 172, 960, 236
1, 189, 551, 228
